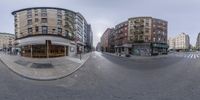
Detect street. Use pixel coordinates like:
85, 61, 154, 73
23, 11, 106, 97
0, 51, 200, 100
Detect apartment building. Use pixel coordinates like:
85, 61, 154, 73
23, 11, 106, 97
86, 24, 93, 52
168, 37, 175, 50
0, 33, 15, 50
12, 7, 92, 58
108, 28, 115, 53
174, 33, 190, 51
74, 13, 93, 53
101, 28, 113, 52
196, 32, 200, 50
100, 16, 168, 56
128, 17, 168, 56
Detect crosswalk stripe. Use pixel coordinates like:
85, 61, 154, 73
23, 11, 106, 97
188, 54, 192, 59
170, 53, 200, 59
191, 54, 194, 59
194, 55, 196, 59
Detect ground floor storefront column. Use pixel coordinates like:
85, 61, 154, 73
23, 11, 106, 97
46, 41, 49, 58
65, 46, 67, 56
31, 45, 32, 58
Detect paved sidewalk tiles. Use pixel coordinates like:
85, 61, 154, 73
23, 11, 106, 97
0, 52, 91, 81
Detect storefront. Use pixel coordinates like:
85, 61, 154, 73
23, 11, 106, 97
132, 43, 151, 56
21, 44, 67, 58
16, 35, 76, 58
132, 43, 168, 56
115, 44, 132, 56
151, 43, 168, 55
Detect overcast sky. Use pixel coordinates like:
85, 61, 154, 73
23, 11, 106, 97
1, 0, 200, 47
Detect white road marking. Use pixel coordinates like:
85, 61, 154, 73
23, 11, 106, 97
189, 54, 193, 59
194, 55, 196, 59
184, 55, 188, 58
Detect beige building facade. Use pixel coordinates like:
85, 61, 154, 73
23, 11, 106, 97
0, 33, 15, 50
168, 37, 175, 50
12, 7, 91, 58
174, 33, 190, 50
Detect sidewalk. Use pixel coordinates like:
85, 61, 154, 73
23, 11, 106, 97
0, 52, 91, 81
103, 52, 168, 60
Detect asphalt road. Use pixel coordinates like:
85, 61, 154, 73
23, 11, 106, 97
0, 51, 200, 100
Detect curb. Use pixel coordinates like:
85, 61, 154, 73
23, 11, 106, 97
0, 53, 92, 81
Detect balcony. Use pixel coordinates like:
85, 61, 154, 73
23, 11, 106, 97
134, 30, 144, 34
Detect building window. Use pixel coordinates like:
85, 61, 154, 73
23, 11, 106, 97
27, 10, 32, 15
34, 9, 38, 16
27, 9, 32, 13
57, 20, 62, 25
57, 10, 62, 15
145, 36, 148, 41
27, 19, 32, 25
153, 37, 156, 42
41, 9, 47, 17
57, 15, 62, 19
27, 15, 32, 18
41, 18, 47, 23
41, 13, 47, 17
124, 33, 127, 36
163, 31, 165, 35
35, 26, 39, 32
58, 28, 62, 34
28, 28, 33, 34
15, 18, 17, 22
27, 10, 32, 18
139, 35, 143, 40
34, 9, 38, 12
42, 26, 48, 34
51, 29, 55, 34
64, 30, 68, 36
35, 18, 39, 22
130, 36, 133, 41
41, 9, 47, 13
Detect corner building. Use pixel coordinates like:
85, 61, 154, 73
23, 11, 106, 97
12, 7, 91, 58
128, 17, 168, 56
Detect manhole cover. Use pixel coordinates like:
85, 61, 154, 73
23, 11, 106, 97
31, 63, 54, 68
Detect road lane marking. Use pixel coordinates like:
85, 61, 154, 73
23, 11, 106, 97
184, 55, 187, 58
194, 55, 196, 59
189, 54, 193, 59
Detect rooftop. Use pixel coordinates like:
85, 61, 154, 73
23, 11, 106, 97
11, 7, 77, 15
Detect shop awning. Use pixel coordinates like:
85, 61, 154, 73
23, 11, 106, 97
17, 40, 45, 46
152, 43, 169, 48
